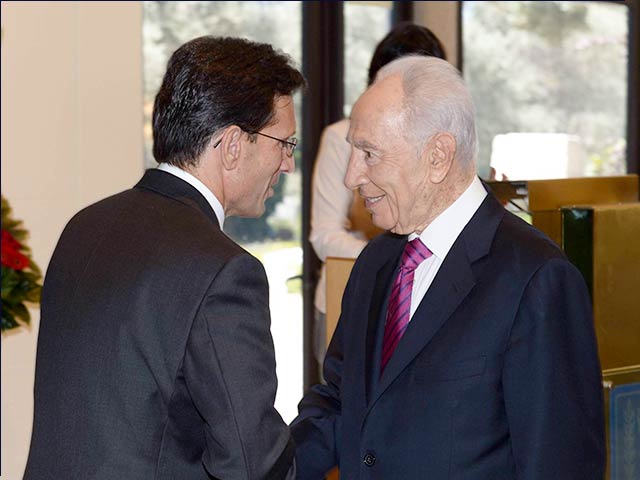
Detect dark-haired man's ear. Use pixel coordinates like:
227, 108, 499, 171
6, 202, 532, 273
427, 132, 456, 184
219, 126, 243, 171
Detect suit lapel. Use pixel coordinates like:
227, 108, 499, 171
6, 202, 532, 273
372, 241, 475, 405
364, 238, 405, 402
366, 191, 505, 412
134, 169, 221, 228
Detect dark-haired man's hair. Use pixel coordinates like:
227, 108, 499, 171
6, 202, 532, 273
367, 23, 447, 86
152, 36, 306, 168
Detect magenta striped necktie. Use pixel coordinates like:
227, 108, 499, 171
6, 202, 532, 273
381, 238, 432, 374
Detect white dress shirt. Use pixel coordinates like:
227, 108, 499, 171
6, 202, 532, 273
156, 163, 226, 230
407, 176, 487, 319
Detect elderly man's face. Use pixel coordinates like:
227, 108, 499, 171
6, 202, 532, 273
345, 75, 432, 235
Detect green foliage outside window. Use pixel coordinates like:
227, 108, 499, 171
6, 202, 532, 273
464, 1, 628, 178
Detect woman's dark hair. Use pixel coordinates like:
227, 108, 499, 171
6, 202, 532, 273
367, 23, 447, 86
152, 36, 306, 167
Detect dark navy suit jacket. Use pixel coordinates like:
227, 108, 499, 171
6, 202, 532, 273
292, 191, 605, 479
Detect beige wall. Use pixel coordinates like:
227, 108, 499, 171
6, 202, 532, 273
1, 2, 143, 478
414, 1, 460, 68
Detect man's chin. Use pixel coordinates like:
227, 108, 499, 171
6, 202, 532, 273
236, 205, 266, 219
371, 214, 393, 233
386, 219, 412, 235
251, 207, 266, 218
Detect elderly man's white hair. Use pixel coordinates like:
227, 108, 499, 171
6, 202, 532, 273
374, 55, 478, 169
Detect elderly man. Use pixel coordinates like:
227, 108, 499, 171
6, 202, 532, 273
25, 37, 304, 479
292, 56, 604, 479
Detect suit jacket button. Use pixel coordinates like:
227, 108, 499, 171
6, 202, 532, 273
363, 453, 376, 467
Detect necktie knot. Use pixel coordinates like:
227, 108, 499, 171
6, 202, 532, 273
400, 238, 432, 272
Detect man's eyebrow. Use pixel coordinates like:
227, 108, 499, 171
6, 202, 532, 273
351, 139, 378, 150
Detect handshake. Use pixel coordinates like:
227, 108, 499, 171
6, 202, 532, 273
24, 34, 605, 480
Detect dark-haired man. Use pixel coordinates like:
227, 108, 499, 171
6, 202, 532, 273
25, 36, 305, 480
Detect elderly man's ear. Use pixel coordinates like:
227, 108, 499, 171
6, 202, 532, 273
426, 132, 456, 184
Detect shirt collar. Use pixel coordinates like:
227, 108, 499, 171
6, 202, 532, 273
156, 163, 225, 230
409, 176, 487, 259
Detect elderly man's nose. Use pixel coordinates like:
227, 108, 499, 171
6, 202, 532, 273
344, 153, 365, 190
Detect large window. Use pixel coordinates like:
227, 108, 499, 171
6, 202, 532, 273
344, 1, 393, 116
143, 1, 303, 422
463, 1, 629, 180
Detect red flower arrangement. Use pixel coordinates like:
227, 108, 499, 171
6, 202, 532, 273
1, 195, 42, 332
2, 229, 30, 270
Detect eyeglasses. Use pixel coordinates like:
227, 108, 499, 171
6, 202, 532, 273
212, 130, 298, 157
248, 131, 298, 157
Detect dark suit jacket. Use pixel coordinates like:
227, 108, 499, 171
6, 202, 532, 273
292, 191, 605, 479
25, 170, 293, 480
